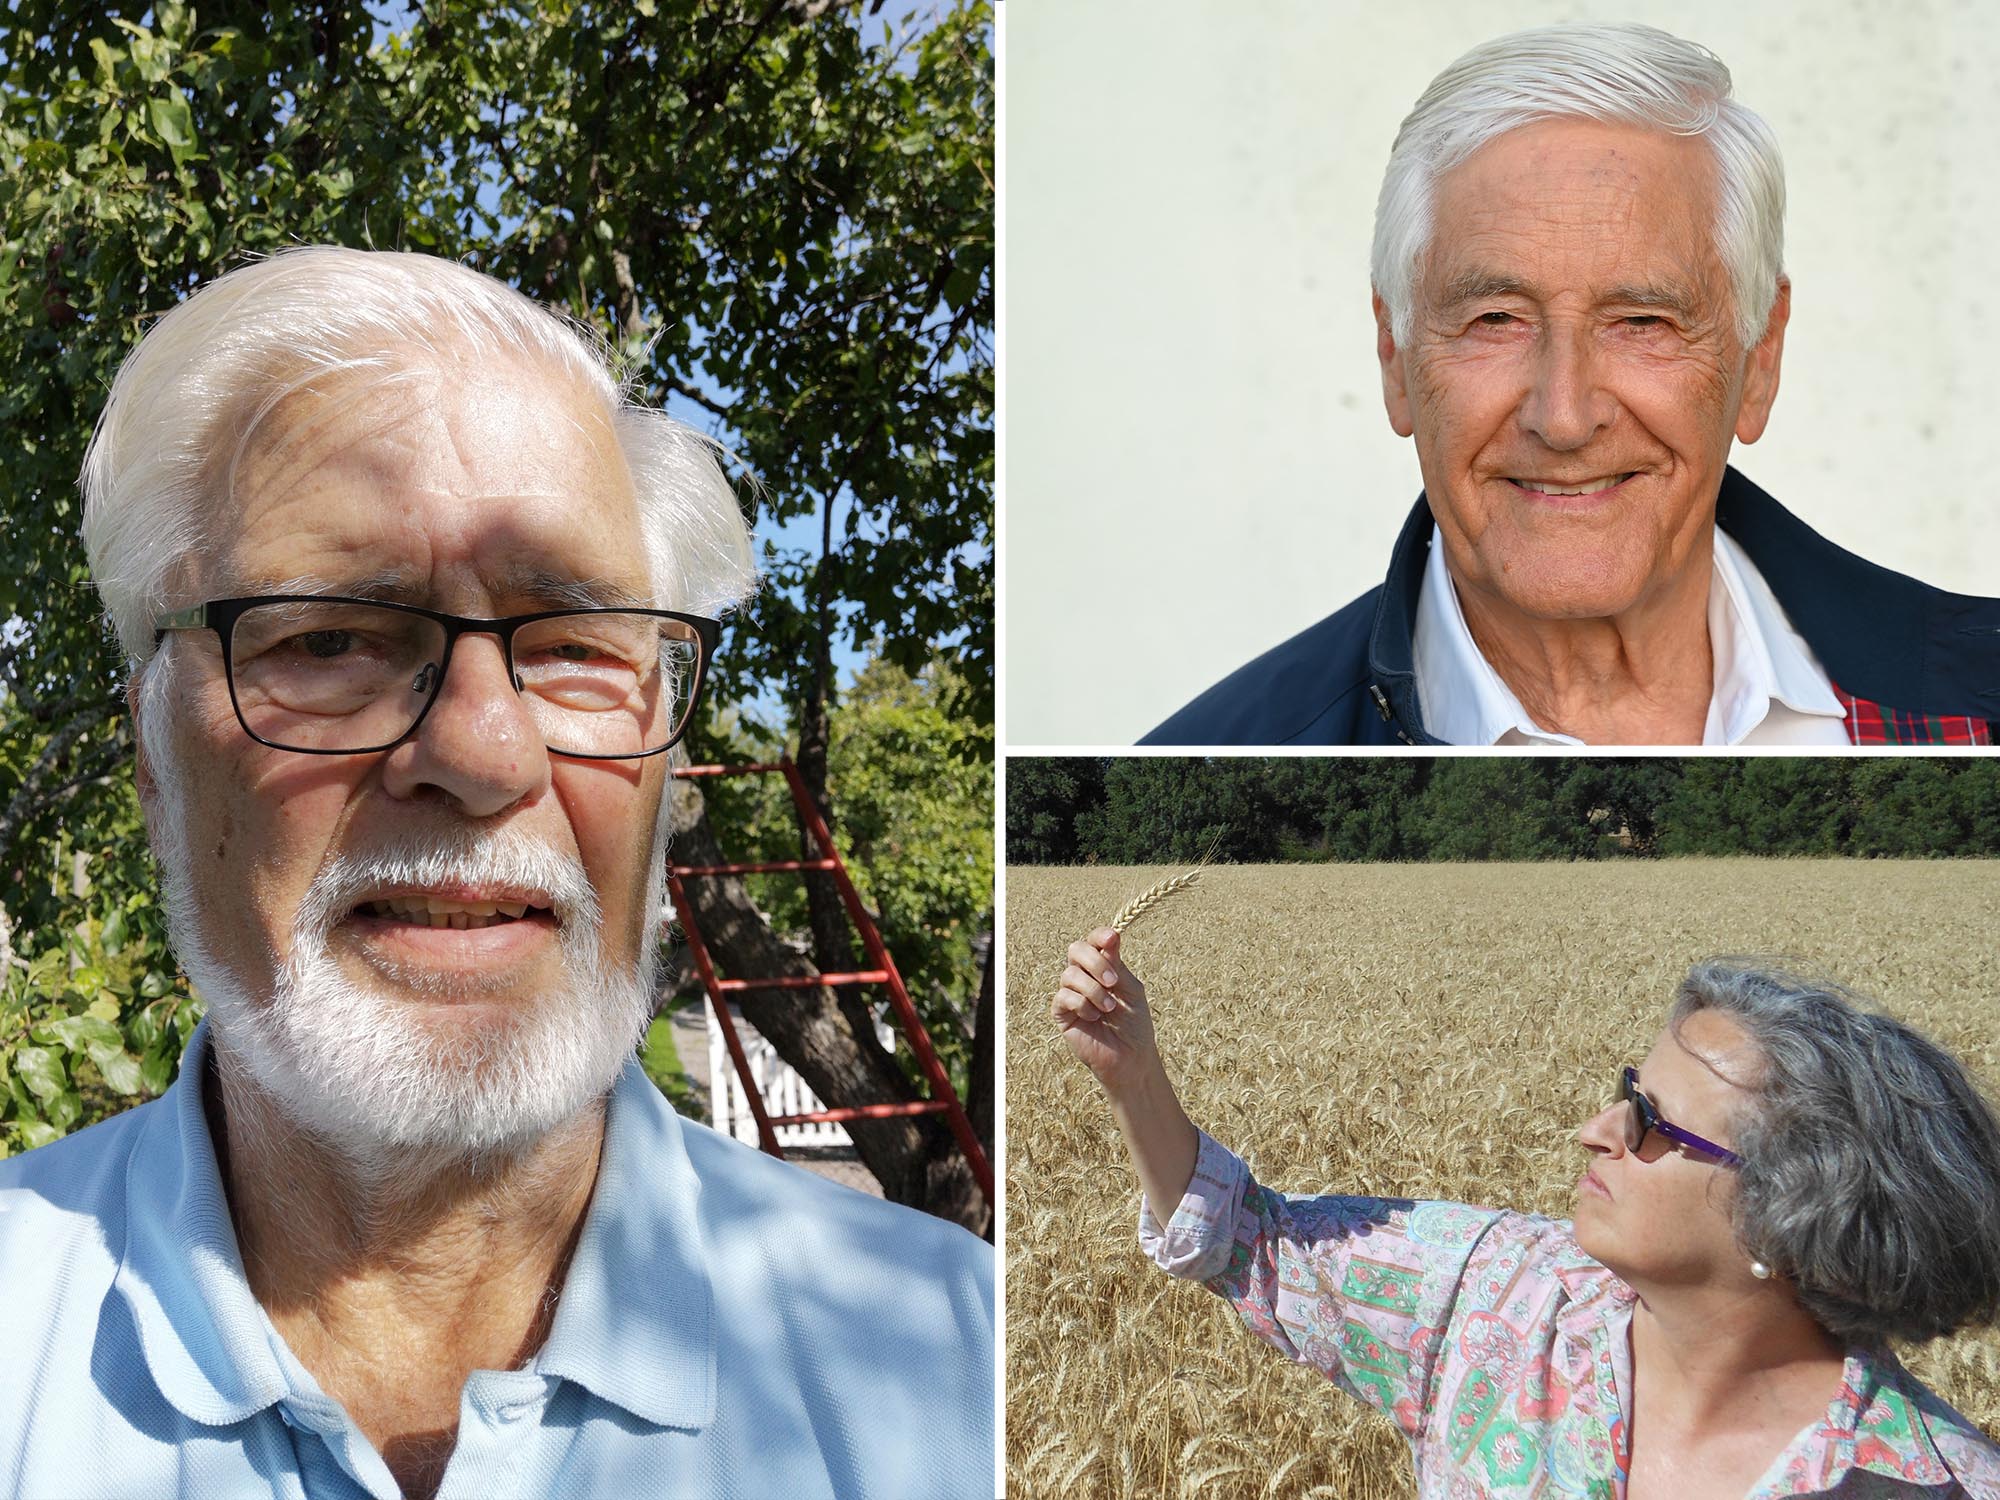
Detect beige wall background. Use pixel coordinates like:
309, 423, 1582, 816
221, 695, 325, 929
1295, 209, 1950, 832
1003, 1, 2000, 745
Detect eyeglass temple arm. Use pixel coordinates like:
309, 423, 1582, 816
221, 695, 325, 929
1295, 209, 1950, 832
152, 604, 209, 638
1653, 1118, 1743, 1166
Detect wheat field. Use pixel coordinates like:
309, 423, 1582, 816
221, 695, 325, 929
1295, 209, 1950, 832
1004, 860, 2000, 1499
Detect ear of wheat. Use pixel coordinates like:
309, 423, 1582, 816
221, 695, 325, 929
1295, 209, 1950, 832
1110, 868, 1202, 932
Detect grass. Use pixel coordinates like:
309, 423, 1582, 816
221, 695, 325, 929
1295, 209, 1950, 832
641, 1002, 708, 1122
1005, 859, 2000, 1498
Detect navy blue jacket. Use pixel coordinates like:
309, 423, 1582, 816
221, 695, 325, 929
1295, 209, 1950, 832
1141, 466, 2000, 746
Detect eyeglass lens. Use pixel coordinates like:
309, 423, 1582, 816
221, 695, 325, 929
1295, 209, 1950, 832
227, 601, 701, 755
1619, 1068, 1651, 1152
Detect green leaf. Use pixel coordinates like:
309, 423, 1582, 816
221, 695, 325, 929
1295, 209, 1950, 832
96, 1048, 145, 1095
45, 1090, 82, 1131
139, 1046, 174, 1097
14, 1046, 67, 1103
149, 89, 195, 161
32, 1015, 122, 1054
15, 1120, 60, 1152
89, 38, 124, 86
21, 140, 68, 174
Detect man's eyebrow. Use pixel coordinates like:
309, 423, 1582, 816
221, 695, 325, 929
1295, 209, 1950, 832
234, 567, 651, 610
493, 568, 652, 610
1435, 268, 1701, 322
1600, 283, 1699, 319
1434, 270, 1538, 312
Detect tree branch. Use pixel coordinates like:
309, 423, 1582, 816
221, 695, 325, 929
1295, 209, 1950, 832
0, 694, 121, 860
663, 375, 736, 421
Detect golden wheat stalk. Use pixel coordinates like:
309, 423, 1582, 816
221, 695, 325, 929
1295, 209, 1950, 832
1110, 867, 1203, 932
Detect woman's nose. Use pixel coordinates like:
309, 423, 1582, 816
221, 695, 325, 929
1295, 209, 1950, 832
1576, 1100, 1626, 1154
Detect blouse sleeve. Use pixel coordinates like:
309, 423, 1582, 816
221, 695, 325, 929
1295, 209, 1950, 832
1139, 1129, 1505, 1439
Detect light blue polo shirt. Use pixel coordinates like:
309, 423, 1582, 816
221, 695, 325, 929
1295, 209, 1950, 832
0, 1019, 994, 1499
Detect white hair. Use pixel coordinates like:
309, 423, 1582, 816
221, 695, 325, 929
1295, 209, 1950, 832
80, 245, 757, 665
1371, 22, 1786, 351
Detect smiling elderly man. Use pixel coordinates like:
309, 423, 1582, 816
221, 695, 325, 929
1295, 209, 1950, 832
0, 248, 993, 1500
1145, 22, 1999, 746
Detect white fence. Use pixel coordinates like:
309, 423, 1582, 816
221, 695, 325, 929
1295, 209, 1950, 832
706, 1004, 897, 1149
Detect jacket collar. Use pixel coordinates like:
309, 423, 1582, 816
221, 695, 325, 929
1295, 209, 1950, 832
113, 1017, 716, 1432
1714, 469, 1999, 718
1363, 498, 1441, 744
1365, 466, 2000, 740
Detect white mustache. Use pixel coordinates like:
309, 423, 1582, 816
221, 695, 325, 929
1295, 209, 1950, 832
294, 827, 601, 946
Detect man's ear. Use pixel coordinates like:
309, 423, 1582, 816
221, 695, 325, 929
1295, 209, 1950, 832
1734, 275, 1790, 445
1373, 291, 1416, 438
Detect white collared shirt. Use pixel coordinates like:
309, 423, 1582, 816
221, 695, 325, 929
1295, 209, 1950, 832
1411, 526, 1852, 746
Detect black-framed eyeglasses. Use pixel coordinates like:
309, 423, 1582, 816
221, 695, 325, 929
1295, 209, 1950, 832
152, 595, 721, 760
1619, 1066, 1743, 1167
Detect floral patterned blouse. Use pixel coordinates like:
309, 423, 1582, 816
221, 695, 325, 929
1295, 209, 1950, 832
1141, 1131, 2000, 1498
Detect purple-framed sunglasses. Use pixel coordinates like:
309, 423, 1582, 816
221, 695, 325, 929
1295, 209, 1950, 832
1620, 1066, 1743, 1167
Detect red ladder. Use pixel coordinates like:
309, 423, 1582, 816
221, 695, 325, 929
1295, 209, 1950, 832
666, 758, 994, 1212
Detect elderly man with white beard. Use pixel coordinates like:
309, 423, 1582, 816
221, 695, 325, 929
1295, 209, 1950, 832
0, 247, 994, 1500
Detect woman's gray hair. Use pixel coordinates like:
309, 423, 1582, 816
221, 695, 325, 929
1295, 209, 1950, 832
1673, 960, 2000, 1348
1372, 22, 1786, 351
81, 246, 757, 668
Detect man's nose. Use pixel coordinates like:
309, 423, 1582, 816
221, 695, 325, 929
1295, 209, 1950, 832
380, 632, 551, 816
1518, 323, 1615, 451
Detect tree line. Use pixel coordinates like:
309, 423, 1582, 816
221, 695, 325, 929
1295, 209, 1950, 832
1008, 758, 2000, 864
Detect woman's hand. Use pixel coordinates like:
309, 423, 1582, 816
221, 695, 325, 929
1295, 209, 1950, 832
1053, 928, 1160, 1095
1052, 926, 1199, 1211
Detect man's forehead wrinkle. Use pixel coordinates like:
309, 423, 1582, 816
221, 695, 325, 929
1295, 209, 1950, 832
235, 363, 615, 513
216, 561, 647, 611
1426, 184, 1719, 322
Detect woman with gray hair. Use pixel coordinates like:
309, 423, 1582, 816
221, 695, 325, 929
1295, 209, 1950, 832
1053, 934, 2000, 1495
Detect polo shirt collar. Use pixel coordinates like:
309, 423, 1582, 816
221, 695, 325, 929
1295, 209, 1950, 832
111, 1019, 291, 1427
112, 1018, 717, 1433
533, 1055, 717, 1430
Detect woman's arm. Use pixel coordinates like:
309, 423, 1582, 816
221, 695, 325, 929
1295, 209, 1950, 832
1054, 927, 1509, 1439
1052, 926, 1200, 1213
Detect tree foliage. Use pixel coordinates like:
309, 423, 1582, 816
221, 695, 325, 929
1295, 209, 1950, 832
0, 0, 993, 1186
696, 651, 991, 1097
1009, 758, 2000, 866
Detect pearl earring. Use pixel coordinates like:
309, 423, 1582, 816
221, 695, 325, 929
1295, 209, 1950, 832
1750, 1260, 1772, 1280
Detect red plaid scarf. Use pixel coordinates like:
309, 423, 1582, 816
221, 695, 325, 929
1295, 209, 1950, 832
1836, 685, 1993, 745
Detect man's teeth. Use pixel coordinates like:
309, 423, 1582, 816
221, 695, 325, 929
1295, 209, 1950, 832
360, 896, 536, 928
1519, 474, 1630, 496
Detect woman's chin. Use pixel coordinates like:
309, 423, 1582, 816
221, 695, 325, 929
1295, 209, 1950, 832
1571, 1202, 1613, 1265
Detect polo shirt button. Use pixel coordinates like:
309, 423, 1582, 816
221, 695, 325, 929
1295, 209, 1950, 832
496, 1404, 531, 1423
